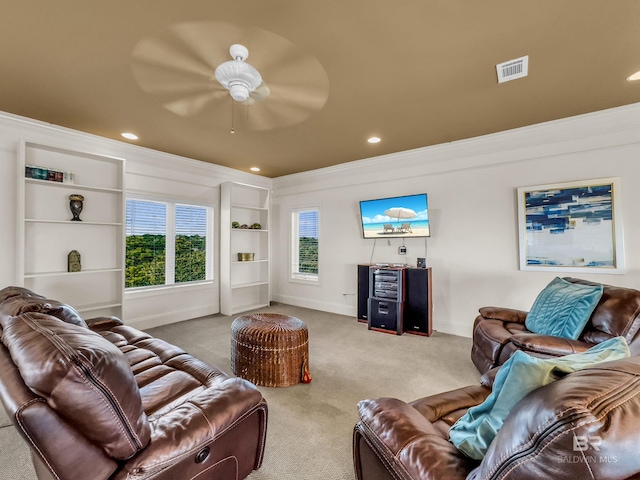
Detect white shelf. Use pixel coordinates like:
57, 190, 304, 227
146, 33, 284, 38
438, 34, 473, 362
231, 280, 269, 289
221, 182, 271, 316
24, 268, 122, 279
25, 178, 123, 194
76, 301, 123, 314
25, 219, 122, 226
17, 140, 125, 320
231, 203, 268, 212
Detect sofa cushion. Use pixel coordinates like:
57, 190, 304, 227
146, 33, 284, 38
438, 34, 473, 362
0, 312, 150, 460
449, 336, 629, 460
525, 276, 603, 339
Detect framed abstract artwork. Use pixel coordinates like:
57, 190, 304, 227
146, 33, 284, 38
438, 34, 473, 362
517, 177, 624, 273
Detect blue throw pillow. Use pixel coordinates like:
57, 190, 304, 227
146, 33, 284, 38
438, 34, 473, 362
524, 277, 603, 340
449, 336, 630, 460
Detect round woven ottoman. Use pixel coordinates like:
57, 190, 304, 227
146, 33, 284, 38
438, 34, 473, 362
231, 313, 310, 387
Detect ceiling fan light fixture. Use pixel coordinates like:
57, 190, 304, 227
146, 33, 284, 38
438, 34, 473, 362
215, 44, 263, 102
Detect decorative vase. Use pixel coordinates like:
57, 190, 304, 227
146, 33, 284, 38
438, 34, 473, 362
69, 194, 84, 221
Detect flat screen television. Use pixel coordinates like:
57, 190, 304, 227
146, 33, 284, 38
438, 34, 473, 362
359, 193, 430, 239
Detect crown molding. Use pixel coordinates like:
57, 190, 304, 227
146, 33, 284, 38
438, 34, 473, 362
0, 110, 272, 189
272, 103, 640, 197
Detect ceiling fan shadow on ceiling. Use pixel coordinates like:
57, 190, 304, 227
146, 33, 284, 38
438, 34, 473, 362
130, 20, 330, 131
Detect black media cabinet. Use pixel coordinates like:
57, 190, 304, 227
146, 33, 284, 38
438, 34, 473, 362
357, 264, 433, 336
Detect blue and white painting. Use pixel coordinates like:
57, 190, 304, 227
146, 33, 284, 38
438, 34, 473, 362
518, 178, 623, 272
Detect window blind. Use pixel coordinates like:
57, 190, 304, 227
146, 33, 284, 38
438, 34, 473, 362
175, 204, 207, 283
291, 207, 319, 281
125, 199, 167, 288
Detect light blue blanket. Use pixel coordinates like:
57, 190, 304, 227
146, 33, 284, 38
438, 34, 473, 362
449, 336, 630, 460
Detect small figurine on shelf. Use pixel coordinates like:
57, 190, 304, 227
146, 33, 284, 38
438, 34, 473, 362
69, 194, 84, 221
232, 221, 240, 228
68, 250, 81, 272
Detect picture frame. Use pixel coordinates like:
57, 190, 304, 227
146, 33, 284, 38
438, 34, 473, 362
517, 177, 624, 274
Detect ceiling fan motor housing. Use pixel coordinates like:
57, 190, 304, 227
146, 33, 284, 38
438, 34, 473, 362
215, 44, 263, 102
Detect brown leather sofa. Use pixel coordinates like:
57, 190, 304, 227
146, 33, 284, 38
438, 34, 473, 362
471, 277, 640, 374
353, 355, 640, 480
0, 286, 268, 480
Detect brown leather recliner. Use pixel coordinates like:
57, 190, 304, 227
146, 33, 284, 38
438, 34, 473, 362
471, 277, 640, 374
0, 286, 268, 480
353, 356, 640, 480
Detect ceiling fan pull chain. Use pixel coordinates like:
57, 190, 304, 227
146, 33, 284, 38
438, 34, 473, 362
230, 98, 235, 134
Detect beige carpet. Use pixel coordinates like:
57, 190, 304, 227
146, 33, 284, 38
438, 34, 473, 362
0, 303, 480, 479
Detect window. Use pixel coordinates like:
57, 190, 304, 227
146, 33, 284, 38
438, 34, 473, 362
291, 207, 319, 282
126, 197, 213, 289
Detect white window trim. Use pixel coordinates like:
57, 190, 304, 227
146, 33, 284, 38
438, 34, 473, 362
290, 206, 320, 285
125, 194, 215, 292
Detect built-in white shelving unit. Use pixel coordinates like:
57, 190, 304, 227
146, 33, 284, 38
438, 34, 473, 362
220, 182, 270, 316
17, 140, 125, 319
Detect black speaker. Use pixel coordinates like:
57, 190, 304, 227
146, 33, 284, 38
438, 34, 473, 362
368, 298, 403, 335
357, 265, 371, 321
404, 268, 432, 335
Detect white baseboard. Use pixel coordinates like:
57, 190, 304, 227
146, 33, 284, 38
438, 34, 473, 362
434, 321, 472, 339
126, 304, 219, 331
272, 293, 472, 339
271, 294, 355, 317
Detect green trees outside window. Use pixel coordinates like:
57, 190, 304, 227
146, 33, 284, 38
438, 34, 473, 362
298, 237, 318, 274
126, 199, 212, 289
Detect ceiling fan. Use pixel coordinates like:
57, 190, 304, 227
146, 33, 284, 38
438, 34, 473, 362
130, 21, 330, 131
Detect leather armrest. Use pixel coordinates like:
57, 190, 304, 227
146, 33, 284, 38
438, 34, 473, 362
478, 307, 528, 324
480, 367, 500, 388
409, 385, 490, 423
85, 316, 124, 331
509, 332, 593, 356
357, 397, 476, 479
121, 377, 266, 475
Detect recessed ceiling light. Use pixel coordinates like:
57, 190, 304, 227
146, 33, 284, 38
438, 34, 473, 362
627, 70, 640, 81
367, 137, 381, 144
121, 132, 138, 140
250, 167, 260, 172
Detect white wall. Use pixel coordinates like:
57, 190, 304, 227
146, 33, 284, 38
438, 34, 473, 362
0, 112, 270, 329
2, 105, 639, 337
271, 104, 640, 337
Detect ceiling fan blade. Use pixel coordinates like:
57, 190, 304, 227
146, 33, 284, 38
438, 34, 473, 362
163, 90, 228, 117
131, 61, 219, 95
247, 83, 271, 103
169, 21, 246, 71
132, 36, 215, 78
239, 102, 282, 130
244, 37, 299, 74
265, 53, 329, 90
237, 93, 324, 131
267, 83, 329, 111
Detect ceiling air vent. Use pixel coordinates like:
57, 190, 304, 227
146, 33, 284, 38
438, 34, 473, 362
496, 55, 528, 83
